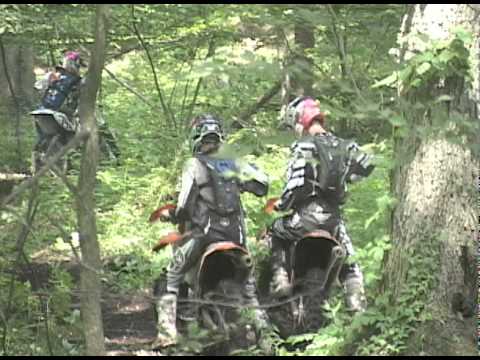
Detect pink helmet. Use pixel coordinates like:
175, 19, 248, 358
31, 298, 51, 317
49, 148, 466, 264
284, 96, 325, 131
65, 51, 81, 62
62, 51, 83, 73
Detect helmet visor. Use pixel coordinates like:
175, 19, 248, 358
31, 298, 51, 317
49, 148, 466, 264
193, 122, 222, 139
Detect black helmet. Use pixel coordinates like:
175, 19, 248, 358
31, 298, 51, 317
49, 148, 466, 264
189, 114, 224, 153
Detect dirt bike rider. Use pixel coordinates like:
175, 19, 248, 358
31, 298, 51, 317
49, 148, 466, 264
154, 114, 274, 348
33, 50, 120, 166
268, 96, 375, 313
33, 51, 84, 153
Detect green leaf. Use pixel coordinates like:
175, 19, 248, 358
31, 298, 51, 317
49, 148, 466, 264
372, 72, 397, 89
453, 26, 473, 45
437, 49, 454, 64
416, 62, 431, 75
410, 78, 422, 87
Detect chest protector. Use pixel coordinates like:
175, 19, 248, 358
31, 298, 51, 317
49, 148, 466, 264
311, 135, 349, 202
196, 155, 242, 216
41, 72, 81, 111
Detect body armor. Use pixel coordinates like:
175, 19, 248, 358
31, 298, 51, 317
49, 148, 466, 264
277, 132, 374, 211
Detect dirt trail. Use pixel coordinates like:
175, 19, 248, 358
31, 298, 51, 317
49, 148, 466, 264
17, 259, 167, 356
102, 290, 159, 356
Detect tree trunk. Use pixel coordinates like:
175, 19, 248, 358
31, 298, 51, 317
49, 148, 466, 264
292, 22, 315, 96
75, 4, 109, 356
0, 40, 35, 109
0, 38, 35, 169
280, 10, 315, 107
384, 4, 478, 355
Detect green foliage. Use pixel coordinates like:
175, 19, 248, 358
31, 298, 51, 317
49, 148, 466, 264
352, 240, 439, 356
0, 111, 35, 172
373, 28, 472, 97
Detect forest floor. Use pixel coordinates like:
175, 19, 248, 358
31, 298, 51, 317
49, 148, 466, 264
17, 256, 168, 356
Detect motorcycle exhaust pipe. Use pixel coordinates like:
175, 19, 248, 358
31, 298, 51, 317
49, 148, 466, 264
331, 245, 346, 261
234, 253, 253, 270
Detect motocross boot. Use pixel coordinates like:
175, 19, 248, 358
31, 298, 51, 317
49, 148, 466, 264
244, 277, 280, 355
153, 292, 178, 348
270, 246, 292, 298
344, 265, 367, 313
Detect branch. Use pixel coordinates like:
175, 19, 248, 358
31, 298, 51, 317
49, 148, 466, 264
106, 44, 142, 62
44, 215, 100, 275
399, 4, 416, 62
326, 4, 365, 102
0, 130, 89, 210
103, 66, 157, 109
130, 5, 174, 127
186, 37, 216, 125
179, 46, 200, 124
148, 278, 330, 310
234, 80, 282, 127
50, 165, 79, 196
0, 174, 29, 181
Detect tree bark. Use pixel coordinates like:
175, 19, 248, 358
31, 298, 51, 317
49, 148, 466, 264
76, 4, 109, 356
384, 4, 479, 355
0, 37, 35, 168
280, 8, 316, 108
0, 40, 34, 109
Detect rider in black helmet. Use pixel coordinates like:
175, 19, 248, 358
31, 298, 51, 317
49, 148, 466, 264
154, 114, 274, 348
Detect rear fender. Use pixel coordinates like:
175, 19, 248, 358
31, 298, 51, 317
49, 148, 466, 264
196, 242, 251, 297
30, 109, 77, 133
291, 230, 345, 290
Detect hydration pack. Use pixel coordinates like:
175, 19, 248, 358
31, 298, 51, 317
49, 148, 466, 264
41, 71, 81, 111
312, 135, 349, 202
196, 155, 242, 216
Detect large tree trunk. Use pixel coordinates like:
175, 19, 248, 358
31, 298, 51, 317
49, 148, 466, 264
76, 4, 109, 356
384, 4, 478, 355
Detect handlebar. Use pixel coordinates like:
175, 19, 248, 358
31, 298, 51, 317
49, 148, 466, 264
264, 197, 279, 214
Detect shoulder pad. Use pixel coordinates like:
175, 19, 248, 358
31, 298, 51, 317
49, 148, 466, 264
185, 157, 209, 185
291, 139, 317, 158
345, 140, 360, 152
197, 155, 238, 179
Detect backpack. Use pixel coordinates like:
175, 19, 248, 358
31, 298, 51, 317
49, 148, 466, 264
196, 155, 242, 216
311, 135, 349, 202
41, 71, 81, 111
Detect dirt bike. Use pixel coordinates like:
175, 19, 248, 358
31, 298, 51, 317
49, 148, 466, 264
149, 205, 260, 350
262, 198, 347, 337
30, 107, 120, 174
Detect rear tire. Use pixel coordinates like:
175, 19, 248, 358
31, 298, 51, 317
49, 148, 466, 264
300, 268, 328, 332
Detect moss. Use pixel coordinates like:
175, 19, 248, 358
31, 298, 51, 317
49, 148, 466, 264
406, 316, 477, 356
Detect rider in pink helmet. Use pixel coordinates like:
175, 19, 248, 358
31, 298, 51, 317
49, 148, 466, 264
61, 51, 83, 75
269, 95, 375, 313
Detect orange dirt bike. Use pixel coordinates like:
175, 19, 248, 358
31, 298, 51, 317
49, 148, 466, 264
262, 198, 347, 337
149, 204, 259, 347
